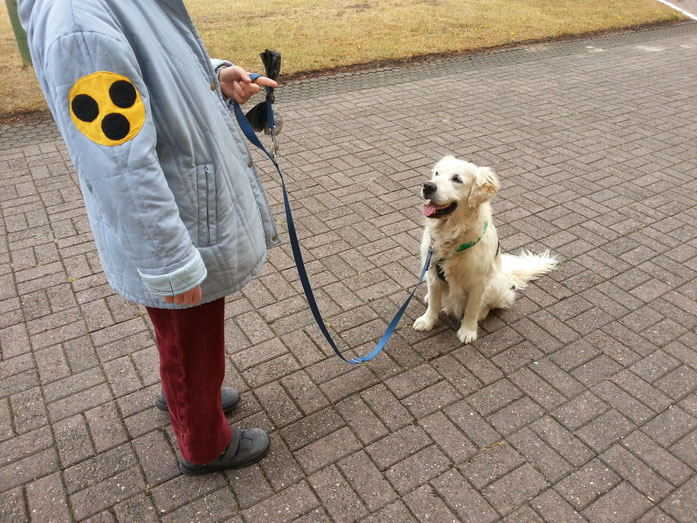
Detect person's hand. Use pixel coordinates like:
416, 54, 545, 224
164, 285, 202, 306
218, 65, 278, 104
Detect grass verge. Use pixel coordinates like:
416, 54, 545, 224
0, 0, 684, 117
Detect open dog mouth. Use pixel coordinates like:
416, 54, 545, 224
421, 201, 457, 218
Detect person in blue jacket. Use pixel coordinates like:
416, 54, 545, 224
20, 0, 279, 475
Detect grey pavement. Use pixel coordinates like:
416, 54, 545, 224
1, 21, 697, 522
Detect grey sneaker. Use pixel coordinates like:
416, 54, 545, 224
179, 428, 271, 475
155, 387, 240, 414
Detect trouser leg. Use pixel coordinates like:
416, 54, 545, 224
146, 298, 233, 464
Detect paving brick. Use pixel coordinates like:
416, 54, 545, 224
482, 464, 547, 514
403, 484, 458, 523
280, 407, 345, 451
227, 464, 274, 509
161, 487, 238, 523
319, 366, 379, 403
9, 385, 47, 434
309, 465, 367, 522
419, 411, 477, 463
259, 433, 305, 492
610, 370, 673, 414
386, 445, 451, 495
431, 468, 499, 523
230, 338, 288, 371
492, 341, 545, 374
641, 405, 697, 447
460, 442, 527, 491
25, 471, 72, 522
132, 430, 179, 486
335, 395, 388, 445
655, 365, 697, 401
600, 445, 673, 502
0, 398, 14, 441
85, 402, 129, 452
468, 378, 523, 417
365, 425, 431, 471
112, 493, 159, 523
54, 413, 95, 467
48, 383, 113, 422
622, 430, 694, 489
255, 381, 303, 428
361, 383, 413, 430
530, 489, 585, 523
242, 480, 319, 522
575, 409, 636, 453
489, 396, 545, 435
0, 448, 58, 491
452, 346, 505, 385
530, 416, 594, 468
637, 506, 676, 523
336, 451, 396, 512
34, 345, 71, 384
445, 400, 501, 449
295, 426, 364, 474
509, 427, 573, 483
530, 359, 585, 399
150, 473, 227, 514
661, 475, 697, 523
280, 370, 329, 415
584, 481, 654, 523
359, 500, 417, 523
631, 350, 680, 383
63, 444, 137, 494
555, 458, 622, 510
0, 487, 27, 521
592, 380, 655, 425
431, 354, 483, 396
384, 363, 440, 399
509, 366, 567, 411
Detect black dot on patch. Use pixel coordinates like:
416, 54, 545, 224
71, 94, 99, 122
109, 80, 136, 108
101, 113, 130, 141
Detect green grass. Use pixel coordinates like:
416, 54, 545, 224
0, 0, 683, 117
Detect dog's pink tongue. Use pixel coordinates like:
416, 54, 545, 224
422, 202, 441, 217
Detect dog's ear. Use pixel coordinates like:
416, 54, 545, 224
467, 166, 500, 207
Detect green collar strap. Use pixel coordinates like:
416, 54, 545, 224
455, 221, 488, 252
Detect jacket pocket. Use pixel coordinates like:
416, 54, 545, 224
196, 163, 217, 246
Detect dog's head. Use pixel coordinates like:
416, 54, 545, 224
420, 156, 500, 219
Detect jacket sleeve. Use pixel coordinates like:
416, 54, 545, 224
42, 31, 206, 297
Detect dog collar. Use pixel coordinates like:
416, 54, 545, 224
455, 221, 488, 252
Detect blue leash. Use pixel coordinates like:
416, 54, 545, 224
233, 79, 432, 364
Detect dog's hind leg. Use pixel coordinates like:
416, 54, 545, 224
457, 282, 485, 344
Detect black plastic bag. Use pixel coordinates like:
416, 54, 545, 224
245, 49, 281, 133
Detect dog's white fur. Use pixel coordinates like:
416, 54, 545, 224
413, 156, 557, 344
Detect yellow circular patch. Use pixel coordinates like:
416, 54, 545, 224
69, 71, 145, 146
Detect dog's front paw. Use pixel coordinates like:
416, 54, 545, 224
457, 326, 478, 344
413, 314, 436, 331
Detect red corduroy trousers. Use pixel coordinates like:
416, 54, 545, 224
146, 298, 232, 464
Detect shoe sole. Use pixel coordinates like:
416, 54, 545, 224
179, 441, 271, 476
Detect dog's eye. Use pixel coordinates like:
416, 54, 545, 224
434, 171, 439, 177
451, 176, 462, 183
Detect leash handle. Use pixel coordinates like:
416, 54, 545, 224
233, 92, 431, 364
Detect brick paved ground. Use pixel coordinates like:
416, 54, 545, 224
1, 21, 696, 523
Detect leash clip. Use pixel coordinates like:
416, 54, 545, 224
269, 126, 280, 158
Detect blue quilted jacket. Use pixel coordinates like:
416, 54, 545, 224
20, 0, 278, 308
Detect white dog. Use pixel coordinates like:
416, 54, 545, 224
413, 156, 557, 344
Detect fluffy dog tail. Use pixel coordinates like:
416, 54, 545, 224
500, 250, 558, 290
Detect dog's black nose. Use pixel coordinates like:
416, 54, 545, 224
422, 182, 437, 198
